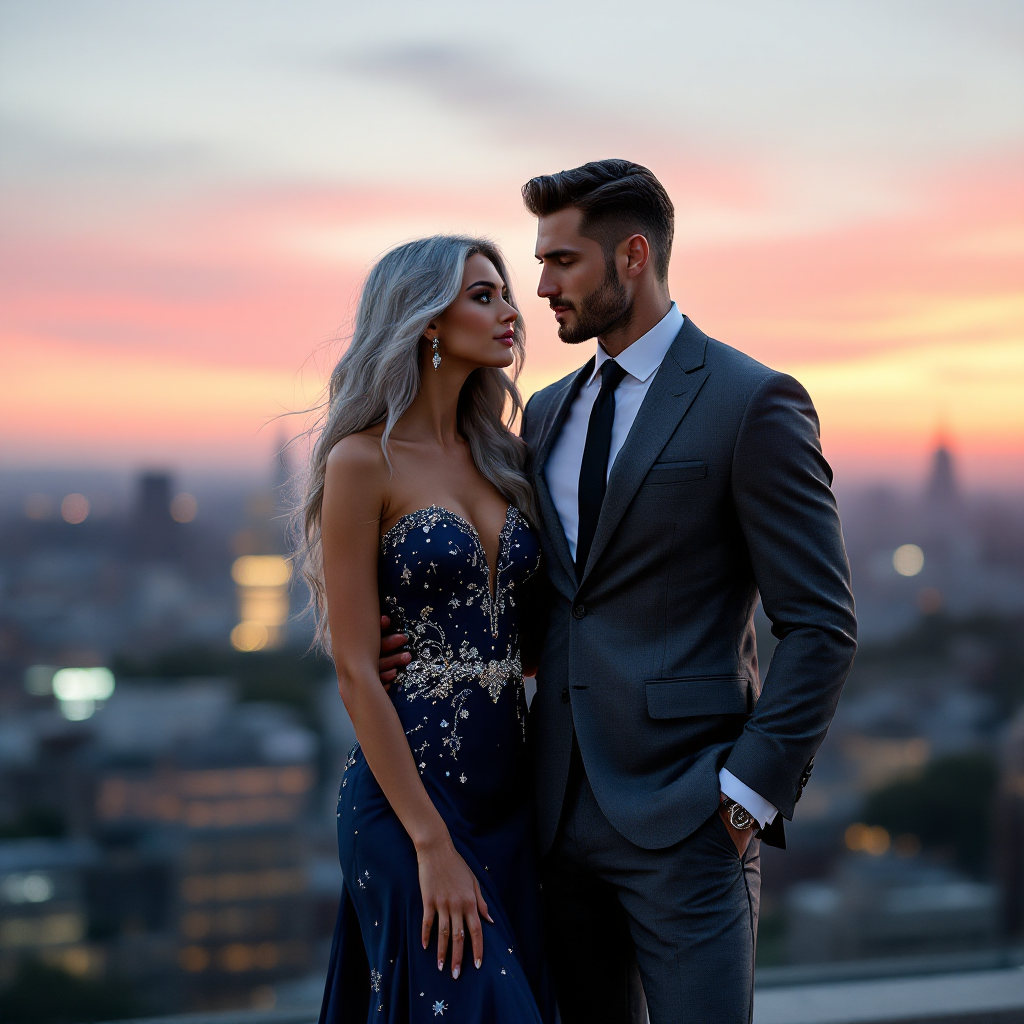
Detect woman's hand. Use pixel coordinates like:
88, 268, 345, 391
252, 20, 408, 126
378, 615, 411, 691
416, 832, 493, 978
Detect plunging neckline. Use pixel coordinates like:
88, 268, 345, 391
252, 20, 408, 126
381, 504, 514, 603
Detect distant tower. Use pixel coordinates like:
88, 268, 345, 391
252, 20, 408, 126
921, 430, 964, 551
134, 471, 177, 559
925, 432, 959, 509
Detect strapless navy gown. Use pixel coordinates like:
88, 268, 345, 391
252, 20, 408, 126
319, 506, 554, 1024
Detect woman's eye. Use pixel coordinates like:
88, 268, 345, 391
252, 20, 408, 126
475, 292, 491, 303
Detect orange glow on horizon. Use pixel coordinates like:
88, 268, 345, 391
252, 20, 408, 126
2, 158, 1021, 487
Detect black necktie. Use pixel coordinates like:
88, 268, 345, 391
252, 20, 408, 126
576, 359, 628, 579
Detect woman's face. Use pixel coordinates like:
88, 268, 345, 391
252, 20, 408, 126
430, 254, 519, 371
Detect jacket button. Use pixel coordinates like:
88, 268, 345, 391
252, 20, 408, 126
572, 604, 586, 619
560, 688, 570, 704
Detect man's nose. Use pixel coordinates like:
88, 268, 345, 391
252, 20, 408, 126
537, 267, 558, 299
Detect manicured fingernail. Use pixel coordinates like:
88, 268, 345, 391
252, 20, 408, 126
438, 959, 444, 971
452, 965, 460, 979
475, 958, 482, 969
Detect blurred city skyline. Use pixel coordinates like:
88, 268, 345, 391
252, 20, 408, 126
1, 0, 1022, 488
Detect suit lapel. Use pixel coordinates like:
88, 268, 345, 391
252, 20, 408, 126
532, 359, 594, 592
579, 320, 711, 585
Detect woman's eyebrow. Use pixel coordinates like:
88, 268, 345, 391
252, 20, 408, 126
465, 279, 502, 291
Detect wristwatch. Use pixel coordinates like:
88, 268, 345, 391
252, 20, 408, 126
721, 797, 756, 831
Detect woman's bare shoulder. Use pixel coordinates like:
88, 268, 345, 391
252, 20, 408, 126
324, 431, 388, 498
326, 429, 384, 469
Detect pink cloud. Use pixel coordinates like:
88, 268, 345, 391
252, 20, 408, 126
2, 155, 1020, 483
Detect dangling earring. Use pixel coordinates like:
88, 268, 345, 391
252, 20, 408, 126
431, 336, 441, 371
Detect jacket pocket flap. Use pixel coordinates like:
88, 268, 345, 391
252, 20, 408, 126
645, 675, 749, 718
647, 460, 707, 483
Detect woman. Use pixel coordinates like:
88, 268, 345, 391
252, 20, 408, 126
299, 236, 553, 1023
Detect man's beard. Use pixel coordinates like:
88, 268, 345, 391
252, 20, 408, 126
555, 265, 634, 345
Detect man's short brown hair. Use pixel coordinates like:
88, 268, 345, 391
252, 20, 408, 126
522, 159, 675, 281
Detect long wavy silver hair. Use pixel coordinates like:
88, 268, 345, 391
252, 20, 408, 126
296, 235, 536, 651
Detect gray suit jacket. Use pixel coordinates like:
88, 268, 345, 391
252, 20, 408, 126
521, 316, 857, 855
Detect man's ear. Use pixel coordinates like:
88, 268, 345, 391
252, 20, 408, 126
622, 234, 650, 278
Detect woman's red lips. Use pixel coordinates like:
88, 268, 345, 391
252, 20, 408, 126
496, 330, 515, 342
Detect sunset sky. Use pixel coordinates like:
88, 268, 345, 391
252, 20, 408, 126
2, 1, 1022, 488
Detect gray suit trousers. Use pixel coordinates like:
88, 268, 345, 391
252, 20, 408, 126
543, 752, 760, 1024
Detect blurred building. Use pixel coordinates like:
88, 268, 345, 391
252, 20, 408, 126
996, 708, 1024, 940
91, 795, 314, 1010
0, 679, 324, 1013
0, 838, 100, 985
786, 853, 997, 964
134, 472, 178, 561
91, 684, 318, 1010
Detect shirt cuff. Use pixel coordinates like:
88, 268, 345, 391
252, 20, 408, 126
719, 768, 778, 830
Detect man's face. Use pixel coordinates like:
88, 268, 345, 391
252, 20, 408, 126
535, 207, 633, 344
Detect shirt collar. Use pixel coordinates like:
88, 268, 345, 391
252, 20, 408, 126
587, 302, 684, 386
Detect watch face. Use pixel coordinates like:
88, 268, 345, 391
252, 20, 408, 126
728, 803, 754, 830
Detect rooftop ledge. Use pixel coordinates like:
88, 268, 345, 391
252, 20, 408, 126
104, 953, 1024, 1024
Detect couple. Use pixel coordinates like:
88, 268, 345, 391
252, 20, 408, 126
305, 160, 857, 1024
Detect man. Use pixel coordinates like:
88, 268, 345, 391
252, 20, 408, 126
384, 159, 857, 1023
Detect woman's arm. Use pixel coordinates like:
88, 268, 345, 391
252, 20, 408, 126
321, 437, 491, 977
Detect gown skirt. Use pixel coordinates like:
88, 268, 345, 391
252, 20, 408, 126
318, 506, 554, 1024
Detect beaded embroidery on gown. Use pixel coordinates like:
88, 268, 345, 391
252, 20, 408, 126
319, 506, 554, 1024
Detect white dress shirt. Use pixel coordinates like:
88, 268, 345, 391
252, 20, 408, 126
543, 302, 778, 829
